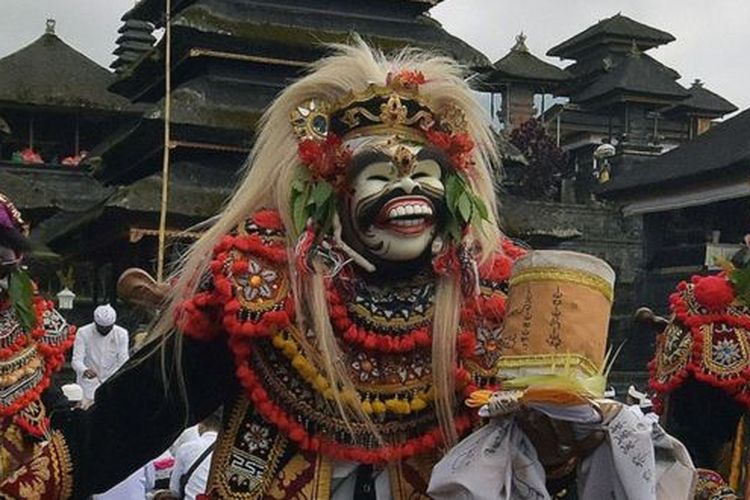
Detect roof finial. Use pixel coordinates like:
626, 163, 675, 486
512, 32, 529, 53
691, 78, 704, 88
628, 39, 641, 57
45, 19, 56, 35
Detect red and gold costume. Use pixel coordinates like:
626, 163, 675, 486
650, 272, 747, 498
0, 41, 532, 499
177, 209, 523, 498
0, 193, 75, 495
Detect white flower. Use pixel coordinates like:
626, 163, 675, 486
240, 259, 278, 301
713, 338, 741, 366
243, 423, 271, 452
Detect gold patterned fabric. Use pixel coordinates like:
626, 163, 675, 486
185, 210, 522, 498
650, 278, 750, 410
0, 430, 73, 500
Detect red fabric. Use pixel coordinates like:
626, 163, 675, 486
0, 297, 76, 438
179, 209, 517, 464
649, 274, 750, 413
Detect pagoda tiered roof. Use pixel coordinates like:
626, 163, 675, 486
547, 13, 675, 59
601, 107, 750, 194
0, 21, 128, 112
35, 162, 231, 256
112, 0, 488, 101
111, 18, 156, 73
479, 34, 570, 91
95, 0, 489, 184
663, 79, 738, 118
570, 47, 688, 108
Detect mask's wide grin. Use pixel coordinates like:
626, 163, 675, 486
373, 195, 435, 235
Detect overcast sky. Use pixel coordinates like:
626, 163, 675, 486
1, 0, 748, 112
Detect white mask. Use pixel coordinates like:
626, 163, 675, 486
341, 138, 445, 265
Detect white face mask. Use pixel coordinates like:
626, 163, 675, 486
344, 141, 445, 263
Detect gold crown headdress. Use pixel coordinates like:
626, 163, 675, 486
290, 71, 469, 145
288, 70, 486, 250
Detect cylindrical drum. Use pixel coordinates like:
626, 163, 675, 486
497, 250, 616, 380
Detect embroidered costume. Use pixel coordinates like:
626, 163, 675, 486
650, 270, 749, 498
0, 192, 75, 491
0, 42, 688, 500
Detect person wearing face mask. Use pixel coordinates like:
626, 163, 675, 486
0, 42, 688, 499
71, 304, 129, 408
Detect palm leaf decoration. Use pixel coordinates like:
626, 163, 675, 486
9, 268, 35, 332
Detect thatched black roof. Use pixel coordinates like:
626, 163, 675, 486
479, 34, 570, 91
177, 0, 488, 65
548, 13, 675, 59
571, 49, 688, 107
0, 25, 129, 112
36, 162, 230, 251
117, 0, 488, 87
663, 79, 738, 118
126, 0, 447, 25
600, 107, 750, 194
0, 167, 111, 213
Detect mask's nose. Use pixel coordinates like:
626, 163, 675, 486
394, 176, 418, 194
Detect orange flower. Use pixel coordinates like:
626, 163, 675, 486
397, 69, 426, 87
297, 134, 351, 189
425, 130, 475, 172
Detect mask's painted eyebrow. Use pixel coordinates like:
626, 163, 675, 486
347, 149, 392, 180
416, 145, 451, 165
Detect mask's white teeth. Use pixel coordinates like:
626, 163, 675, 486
396, 206, 407, 217
405, 205, 415, 215
388, 208, 398, 219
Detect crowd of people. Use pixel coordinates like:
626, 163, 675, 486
60, 305, 220, 500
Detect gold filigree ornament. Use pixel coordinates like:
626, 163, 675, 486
437, 104, 469, 135
290, 98, 331, 141
393, 146, 417, 176
380, 93, 409, 126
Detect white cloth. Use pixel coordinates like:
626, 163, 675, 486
94, 304, 117, 326
170, 431, 217, 500
92, 463, 154, 499
428, 403, 696, 500
577, 406, 695, 500
428, 419, 549, 500
169, 424, 201, 456
71, 323, 129, 402
61, 383, 83, 403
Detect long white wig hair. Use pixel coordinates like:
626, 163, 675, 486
153, 40, 501, 446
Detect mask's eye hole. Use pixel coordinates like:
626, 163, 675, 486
367, 175, 389, 182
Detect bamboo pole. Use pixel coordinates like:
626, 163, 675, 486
156, 0, 172, 282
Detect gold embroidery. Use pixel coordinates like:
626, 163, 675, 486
50, 431, 74, 500
510, 267, 613, 303
267, 454, 312, 499
207, 398, 288, 499
17, 456, 50, 500
702, 323, 750, 376
495, 353, 599, 378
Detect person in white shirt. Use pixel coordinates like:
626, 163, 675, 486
71, 304, 129, 407
168, 413, 220, 500
92, 463, 154, 500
